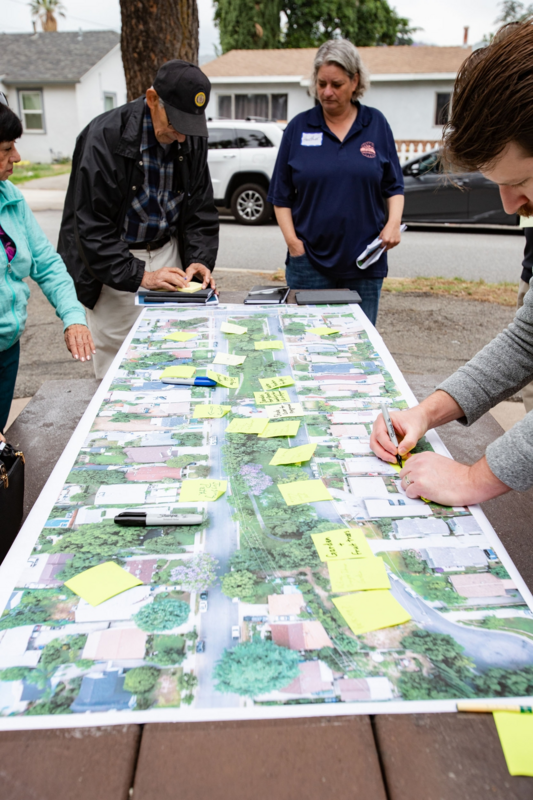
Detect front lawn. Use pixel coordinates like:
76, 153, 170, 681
10, 162, 71, 185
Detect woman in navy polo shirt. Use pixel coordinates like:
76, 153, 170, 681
268, 39, 404, 325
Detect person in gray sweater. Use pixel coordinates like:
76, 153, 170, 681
371, 20, 533, 506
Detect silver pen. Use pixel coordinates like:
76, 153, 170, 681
380, 402, 403, 468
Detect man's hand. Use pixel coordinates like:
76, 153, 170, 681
370, 406, 429, 463
288, 239, 306, 257
64, 325, 96, 362
399, 452, 511, 506
141, 267, 190, 291
185, 263, 215, 290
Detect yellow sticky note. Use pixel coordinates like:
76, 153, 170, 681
258, 420, 301, 438
333, 590, 411, 635
255, 340, 283, 350
65, 562, 142, 607
311, 528, 373, 561
493, 712, 533, 776
307, 327, 340, 336
254, 390, 291, 405
177, 283, 204, 293
161, 365, 196, 379
213, 353, 246, 366
163, 332, 197, 342
278, 479, 332, 506
193, 404, 231, 418
226, 417, 269, 434
328, 557, 390, 593
265, 403, 304, 419
221, 322, 247, 335
179, 479, 227, 502
270, 443, 316, 466
258, 376, 294, 391
207, 370, 239, 389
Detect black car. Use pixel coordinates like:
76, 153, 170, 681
402, 150, 518, 226
199, 591, 208, 601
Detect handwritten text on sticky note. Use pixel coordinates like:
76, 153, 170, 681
265, 403, 303, 419
254, 390, 291, 405
193, 404, 231, 418
179, 479, 227, 502
258, 376, 295, 391
207, 370, 239, 389
311, 528, 373, 561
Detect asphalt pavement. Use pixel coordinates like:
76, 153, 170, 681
34, 211, 526, 283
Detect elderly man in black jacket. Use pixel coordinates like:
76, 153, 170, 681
59, 60, 219, 379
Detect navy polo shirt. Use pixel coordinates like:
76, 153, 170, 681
267, 103, 404, 278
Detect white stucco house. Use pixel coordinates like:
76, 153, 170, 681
202, 45, 473, 161
0, 31, 127, 162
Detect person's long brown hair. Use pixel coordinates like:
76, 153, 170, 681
443, 20, 533, 172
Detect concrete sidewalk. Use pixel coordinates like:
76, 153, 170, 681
18, 172, 69, 211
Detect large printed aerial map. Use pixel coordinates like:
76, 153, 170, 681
1, 303, 532, 729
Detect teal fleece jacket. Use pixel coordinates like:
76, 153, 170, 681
0, 180, 86, 352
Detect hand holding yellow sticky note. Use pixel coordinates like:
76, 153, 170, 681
255, 340, 283, 350
161, 365, 196, 379
258, 376, 294, 391
179, 479, 227, 502
278, 479, 332, 506
65, 562, 142, 607
333, 590, 411, 635
177, 282, 204, 293
311, 528, 373, 561
226, 417, 269, 434
307, 327, 340, 336
213, 353, 246, 366
207, 370, 239, 389
493, 712, 533, 776
194, 404, 231, 418
328, 557, 390, 593
265, 403, 303, 419
254, 390, 291, 405
270, 443, 316, 466
221, 322, 247, 335
163, 331, 197, 343
258, 420, 300, 438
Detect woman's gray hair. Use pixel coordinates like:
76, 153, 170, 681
311, 39, 370, 103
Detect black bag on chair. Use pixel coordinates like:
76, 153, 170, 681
0, 442, 25, 564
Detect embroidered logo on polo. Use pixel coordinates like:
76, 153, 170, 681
301, 132, 323, 146
360, 141, 376, 158
195, 92, 206, 107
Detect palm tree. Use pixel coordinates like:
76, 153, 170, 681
29, 0, 66, 32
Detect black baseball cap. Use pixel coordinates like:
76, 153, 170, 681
153, 60, 211, 138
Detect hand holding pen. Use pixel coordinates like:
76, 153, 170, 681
379, 403, 403, 468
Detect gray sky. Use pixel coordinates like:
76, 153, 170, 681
2, 0, 506, 52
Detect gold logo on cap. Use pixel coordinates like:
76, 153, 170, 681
195, 92, 206, 107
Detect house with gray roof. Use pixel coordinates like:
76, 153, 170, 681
0, 31, 126, 162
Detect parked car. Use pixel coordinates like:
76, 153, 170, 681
195, 639, 205, 653
209, 436, 217, 446
484, 548, 498, 561
199, 599, 208, 613
231, 625, 240, 640
199, 591, 208, 601
402, 150, 518, 226
404, 587, 418, 598
207, 120, 283, 225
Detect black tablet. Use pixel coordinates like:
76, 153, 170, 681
295, 289, 362, 305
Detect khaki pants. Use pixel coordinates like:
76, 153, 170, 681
517, 278, 533, 413
87, 238, 182, 380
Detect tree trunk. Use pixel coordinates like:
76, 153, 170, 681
119, 0, 199, 102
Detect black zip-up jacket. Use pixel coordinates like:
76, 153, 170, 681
58, 97, 219, 309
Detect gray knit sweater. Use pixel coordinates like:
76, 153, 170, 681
438, 282, 533, 491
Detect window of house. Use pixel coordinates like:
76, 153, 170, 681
218, 95, 232, 119
271, 94, 288, 121
435, 92, 451, 126
19, 90, 44, 132
104, 92, 117, 112
235, 94, 269, 120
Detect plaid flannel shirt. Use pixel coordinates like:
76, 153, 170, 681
123, 101, 184, 244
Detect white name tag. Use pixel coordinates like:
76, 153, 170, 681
301, 132, 323, 147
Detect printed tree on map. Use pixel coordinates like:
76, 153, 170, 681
170, 553, 219, 592
213, 638, 301, 695
134, 597, 190, 632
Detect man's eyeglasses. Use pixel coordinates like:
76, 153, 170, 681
0, 92, 9, 107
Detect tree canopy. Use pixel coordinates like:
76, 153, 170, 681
214, 638, 300, 696
213, 0, 415, 52
134, 597, 191, 632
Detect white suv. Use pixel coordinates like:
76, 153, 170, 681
207, 120, 283, 225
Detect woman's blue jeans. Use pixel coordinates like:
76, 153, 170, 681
0, 341, 20, 433
285, 253, 383, 326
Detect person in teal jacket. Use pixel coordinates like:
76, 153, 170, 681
0, 99, 95, 436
